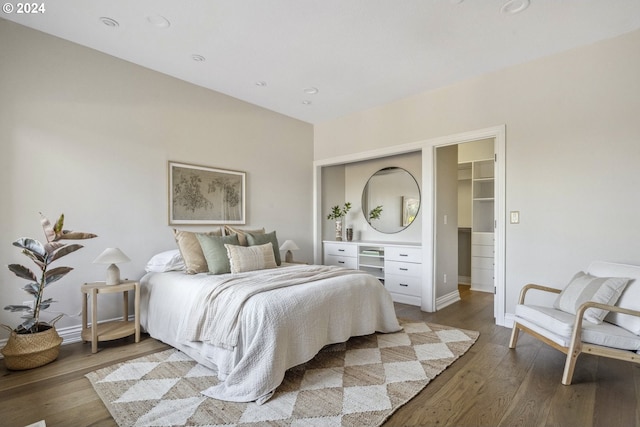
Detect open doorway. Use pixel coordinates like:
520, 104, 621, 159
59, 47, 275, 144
435, 138, 496, 314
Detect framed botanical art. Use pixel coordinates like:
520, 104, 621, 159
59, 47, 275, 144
168, 161, 246, 225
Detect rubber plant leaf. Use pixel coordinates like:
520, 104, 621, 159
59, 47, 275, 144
19, 318, 36, 331
40, 213, 58, 243
13, 238, 46, 259
49, 243, 84, 263
3, 304, 32, 312
8, 264, 37, 282
21, 249, 46, 269
21, 282, 39, 295
44, 266, 73, 286
57, 231, 98, 240
53, 213, 64, 238
40, 298, 54, 310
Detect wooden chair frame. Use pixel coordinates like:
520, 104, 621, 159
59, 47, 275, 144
509, 283, 640, 385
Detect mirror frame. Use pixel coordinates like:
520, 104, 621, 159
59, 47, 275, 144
361, 166, 421, 234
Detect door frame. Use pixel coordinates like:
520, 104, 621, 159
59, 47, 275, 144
313, 124, 506, 326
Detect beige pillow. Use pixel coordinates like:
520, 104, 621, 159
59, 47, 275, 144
225, 242, 277, 274
173, 228, 222, 274
553, 271, 630, 324
247, 230, 281, 266
224, 226, 265, 246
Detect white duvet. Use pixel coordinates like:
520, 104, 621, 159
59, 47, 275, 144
140, 264, 401, 404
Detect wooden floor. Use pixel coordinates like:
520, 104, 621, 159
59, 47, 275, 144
2, 287, 639, 427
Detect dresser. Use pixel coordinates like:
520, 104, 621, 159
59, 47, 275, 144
323, 241, 422, 306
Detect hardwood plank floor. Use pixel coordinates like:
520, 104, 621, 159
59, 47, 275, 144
1, 288, 639, 427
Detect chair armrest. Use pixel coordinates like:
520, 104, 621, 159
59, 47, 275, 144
568, 302, 640, 354
576, 301, 640, 319
518, 283, 562, 304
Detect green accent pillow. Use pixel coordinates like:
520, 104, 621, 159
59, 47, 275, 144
196, 233, 240, 274
247, 231, 281, 266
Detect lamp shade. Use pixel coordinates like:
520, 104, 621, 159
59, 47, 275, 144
279, 240, 300, 252
279, 240, 300, 263
93, 248, 130, 285
93, 248, 131, 265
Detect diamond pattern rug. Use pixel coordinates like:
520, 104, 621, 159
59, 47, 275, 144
86, 320, 478, 426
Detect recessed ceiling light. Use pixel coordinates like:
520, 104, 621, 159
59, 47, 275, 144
255, 81, 267, 87
99, 17, 119, 28
500, 0, 530, 15
303, 87, 319, 95
146, 15, 171, 28
191, 54, 206, 62
302, 100, 312, 105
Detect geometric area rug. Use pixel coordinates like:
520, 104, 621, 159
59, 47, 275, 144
86, 320, 479, 427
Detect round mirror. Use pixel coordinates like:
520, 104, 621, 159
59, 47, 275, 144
361, 167, 421, 233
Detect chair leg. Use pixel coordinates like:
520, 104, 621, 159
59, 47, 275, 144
562, 347, 580, 385
509, 324, 520, 349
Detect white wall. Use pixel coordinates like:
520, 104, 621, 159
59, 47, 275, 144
315, 29, 640, 318
435, 144, 459, 299
0, 20, 314, 337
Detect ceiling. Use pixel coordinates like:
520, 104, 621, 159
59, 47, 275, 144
4, 0, 640, 124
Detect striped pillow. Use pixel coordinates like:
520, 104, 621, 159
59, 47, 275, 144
225, 242, 277, 274
553, 271, 630, 324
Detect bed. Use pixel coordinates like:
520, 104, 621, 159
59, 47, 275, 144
139, 263, 401, 404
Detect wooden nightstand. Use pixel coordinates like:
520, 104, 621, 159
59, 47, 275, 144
81, 280, 140, 353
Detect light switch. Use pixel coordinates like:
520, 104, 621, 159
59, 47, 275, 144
510, 211, 520, 224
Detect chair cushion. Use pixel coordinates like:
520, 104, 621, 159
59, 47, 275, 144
553, 271, 630, 324
515, 304, 640, 350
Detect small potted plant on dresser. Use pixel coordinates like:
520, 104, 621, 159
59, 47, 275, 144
327, 202, 351, 241
1, 213, 96, 370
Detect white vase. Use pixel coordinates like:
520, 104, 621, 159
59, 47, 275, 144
335, 219, 343, 241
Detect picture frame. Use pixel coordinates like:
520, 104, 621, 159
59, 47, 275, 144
168, 161, 246, 225
402, 196, 419, 227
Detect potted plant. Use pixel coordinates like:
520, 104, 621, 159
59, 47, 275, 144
1, 213, 97, 370
327, 202, 351, 241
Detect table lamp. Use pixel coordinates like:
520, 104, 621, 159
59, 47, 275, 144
279, 240, 300, 263
93, 248, 130, 285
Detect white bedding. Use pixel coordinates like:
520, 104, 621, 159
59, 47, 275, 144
140, 264, 401, 404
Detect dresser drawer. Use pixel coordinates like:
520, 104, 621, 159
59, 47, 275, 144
471, 244, 494, 258
325, 254, 357, 269
472, 232, 494, 246
471, 267, 494, 286
385, 260, 422, 277
471, 256, 494, 270
385, 246, 421, 263
385, 274, 422, 297
324, 242, 358, 258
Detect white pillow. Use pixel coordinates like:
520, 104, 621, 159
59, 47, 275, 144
553, 271, 630, 324
145, 249, 185, 273
225, 242, 277, 274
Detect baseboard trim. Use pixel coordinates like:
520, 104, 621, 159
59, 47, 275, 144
436, 290, 461, 310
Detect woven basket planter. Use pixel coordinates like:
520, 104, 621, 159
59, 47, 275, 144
1, 317, 63, 370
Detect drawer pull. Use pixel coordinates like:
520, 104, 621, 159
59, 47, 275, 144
399, 268, 409, 271
399, 253, 408, 257
399, 283, 409, 287
338, 249, 345, 252
338, 261, 345, 264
